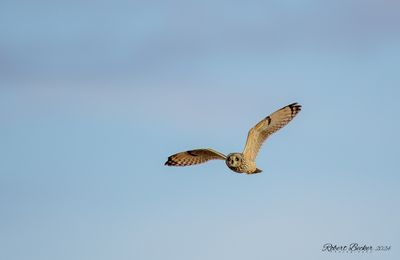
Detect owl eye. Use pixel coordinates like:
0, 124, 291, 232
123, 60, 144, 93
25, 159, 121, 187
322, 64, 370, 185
235, 157, 239, 161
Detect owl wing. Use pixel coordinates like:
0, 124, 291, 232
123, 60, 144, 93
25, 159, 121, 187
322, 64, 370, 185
242, 103, 301, 162
165, 148, 227, 167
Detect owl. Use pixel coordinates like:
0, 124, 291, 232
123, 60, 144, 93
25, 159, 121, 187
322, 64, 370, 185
165, 103, 301, 174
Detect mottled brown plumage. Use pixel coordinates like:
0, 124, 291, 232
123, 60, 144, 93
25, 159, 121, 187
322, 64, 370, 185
242, 103, 301, 162
165, 103, 301, 174
165, 149, 226, 166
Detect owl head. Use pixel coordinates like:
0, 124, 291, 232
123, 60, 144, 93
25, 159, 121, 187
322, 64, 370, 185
226, 153, 243, 168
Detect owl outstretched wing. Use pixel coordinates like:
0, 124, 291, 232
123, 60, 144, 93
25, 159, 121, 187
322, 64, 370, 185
242, 103, 301, 162
165, 148, 227, 166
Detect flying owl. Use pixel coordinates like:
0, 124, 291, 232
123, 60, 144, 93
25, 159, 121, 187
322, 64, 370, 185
165, 103, 301, 174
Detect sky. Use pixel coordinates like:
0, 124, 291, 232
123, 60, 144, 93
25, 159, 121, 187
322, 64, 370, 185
0, 0, 399, 259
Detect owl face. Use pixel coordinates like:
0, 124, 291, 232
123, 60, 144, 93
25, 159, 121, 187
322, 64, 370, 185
226, 153, 243, 168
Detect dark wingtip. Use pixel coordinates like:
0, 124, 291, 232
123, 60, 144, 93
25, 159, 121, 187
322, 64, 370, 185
291, 102, 302, 109
164, 156, 173, 166
288, 102, 302, 115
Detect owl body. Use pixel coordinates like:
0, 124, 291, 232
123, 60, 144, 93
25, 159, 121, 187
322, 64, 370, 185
165, 103, 302, 175
226, 153, 260, 174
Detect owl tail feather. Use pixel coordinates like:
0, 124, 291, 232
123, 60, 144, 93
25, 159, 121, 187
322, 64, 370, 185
250, 168, 262, 174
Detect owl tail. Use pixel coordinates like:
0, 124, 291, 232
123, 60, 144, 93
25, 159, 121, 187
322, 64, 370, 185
250, 168, 262, 174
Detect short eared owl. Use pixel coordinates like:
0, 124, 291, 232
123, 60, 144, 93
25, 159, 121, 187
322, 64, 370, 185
165, 103, 301, 174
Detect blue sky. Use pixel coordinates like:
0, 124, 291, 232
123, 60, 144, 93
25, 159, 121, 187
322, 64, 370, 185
0, 1, 399, 259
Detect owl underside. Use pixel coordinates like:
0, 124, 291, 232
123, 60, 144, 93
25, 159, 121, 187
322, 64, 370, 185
228, 165, 263, 174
